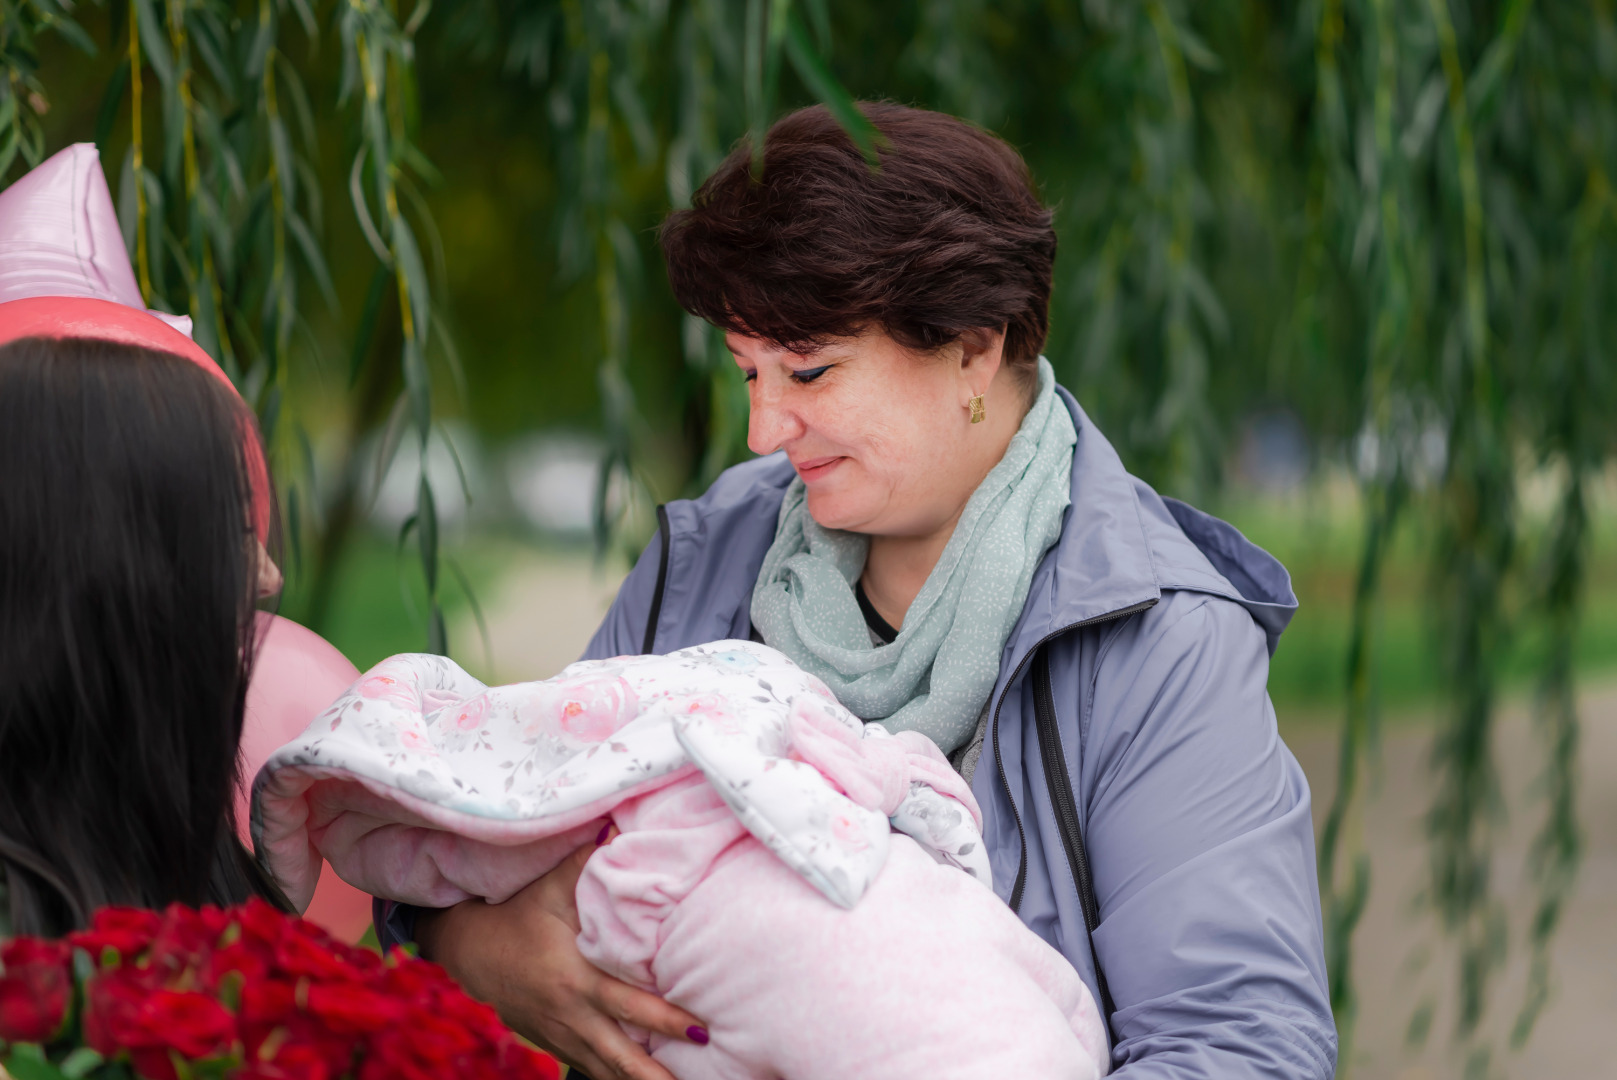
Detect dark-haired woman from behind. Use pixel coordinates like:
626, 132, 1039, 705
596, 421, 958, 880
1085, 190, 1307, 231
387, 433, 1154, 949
0, 331, 290, 938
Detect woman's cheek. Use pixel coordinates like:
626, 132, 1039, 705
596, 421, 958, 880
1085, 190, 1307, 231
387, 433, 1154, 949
805, 456, 899, 531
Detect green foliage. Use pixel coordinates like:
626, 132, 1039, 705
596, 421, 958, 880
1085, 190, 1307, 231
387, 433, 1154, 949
1, 0, 92, 178
8, 0, 1617, 1069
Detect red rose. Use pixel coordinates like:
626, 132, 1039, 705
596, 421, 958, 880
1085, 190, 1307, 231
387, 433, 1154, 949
333, 939, 383, 973
238, 1028, 355, 1080
274, 930, 363, 982
146, 903, 230, 973
31, 899, 552, 1080
501, 1043, 565, 1080
375, 953, 468, 1005
211, 939, 272, 986
86, 973, 236, 1079
357, 1011, 485, 1080
236, 897, 292, 948
70, 906, 163, 962
84, 967, 168, 1072
430, 980, 507, 1034
142, 989, 236, 1058
239, 979, 299, 1026
303, 983, 406, 1034
0, 936, 74, 1043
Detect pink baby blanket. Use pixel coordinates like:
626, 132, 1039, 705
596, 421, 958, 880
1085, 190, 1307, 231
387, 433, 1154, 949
253, 641, 1108, 1078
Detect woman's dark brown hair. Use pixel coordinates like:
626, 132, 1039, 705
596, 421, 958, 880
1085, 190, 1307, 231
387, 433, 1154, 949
0, 337, 291, 936
660, 102, 1056, 386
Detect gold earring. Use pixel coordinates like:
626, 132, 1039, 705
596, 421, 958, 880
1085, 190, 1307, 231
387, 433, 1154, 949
969, 395, 986, 424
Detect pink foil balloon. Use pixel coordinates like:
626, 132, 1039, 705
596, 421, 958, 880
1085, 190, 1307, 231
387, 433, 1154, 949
0, 143, 271, 539
242, 614, 374, 942
0, 142, 191, 336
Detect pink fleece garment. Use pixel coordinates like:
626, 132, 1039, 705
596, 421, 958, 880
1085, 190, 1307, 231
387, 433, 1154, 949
580, 774, 1107, 1079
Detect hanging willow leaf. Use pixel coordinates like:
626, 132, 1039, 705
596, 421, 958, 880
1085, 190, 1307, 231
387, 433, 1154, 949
347, 147, 391, 265
30, 0, 94, 56
783, 11, 876, 164
129, 0, 172, 86
393, 216, 431, 345
286, 212, 336, 309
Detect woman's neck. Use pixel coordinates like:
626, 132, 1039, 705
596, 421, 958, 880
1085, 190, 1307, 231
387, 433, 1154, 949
859, 516, 962, 631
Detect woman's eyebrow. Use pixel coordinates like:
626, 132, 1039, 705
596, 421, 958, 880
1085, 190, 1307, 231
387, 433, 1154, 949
796, 345, 850, 363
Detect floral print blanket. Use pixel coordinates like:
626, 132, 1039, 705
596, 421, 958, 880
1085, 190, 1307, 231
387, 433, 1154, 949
251, 641, 990, 914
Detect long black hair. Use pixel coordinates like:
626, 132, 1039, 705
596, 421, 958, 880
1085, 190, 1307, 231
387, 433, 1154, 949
0, 335, 290, 936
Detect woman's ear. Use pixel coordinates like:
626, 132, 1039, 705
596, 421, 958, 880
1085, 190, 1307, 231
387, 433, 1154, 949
957, 326, 1008, 400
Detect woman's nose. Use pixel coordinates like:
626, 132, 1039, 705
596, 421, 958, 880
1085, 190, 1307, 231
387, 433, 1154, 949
747, 384, 805, 455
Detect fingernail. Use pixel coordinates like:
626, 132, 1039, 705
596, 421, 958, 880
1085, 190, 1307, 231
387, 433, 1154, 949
685, 1025, 709, 1045
595, 822, 612, 847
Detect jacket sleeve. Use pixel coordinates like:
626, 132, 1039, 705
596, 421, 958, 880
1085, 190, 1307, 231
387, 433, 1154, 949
1080, 596, 1336, 1078
581, 526, 666, 661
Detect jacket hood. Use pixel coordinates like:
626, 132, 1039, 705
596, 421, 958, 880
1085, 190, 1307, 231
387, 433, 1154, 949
1007, 387, 1298, 659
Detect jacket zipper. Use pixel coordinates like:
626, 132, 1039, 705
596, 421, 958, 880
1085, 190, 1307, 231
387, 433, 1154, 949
991, 598, 1157, 912
641, 504, 672, 655
1033, 647, 1101, 928
1034, 644, 1119, 1033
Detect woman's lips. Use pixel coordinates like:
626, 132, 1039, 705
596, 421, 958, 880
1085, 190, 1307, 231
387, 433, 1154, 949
793, 455, 845, 483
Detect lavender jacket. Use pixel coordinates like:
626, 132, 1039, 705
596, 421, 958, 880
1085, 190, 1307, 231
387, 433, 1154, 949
381, 387, 1336, 1078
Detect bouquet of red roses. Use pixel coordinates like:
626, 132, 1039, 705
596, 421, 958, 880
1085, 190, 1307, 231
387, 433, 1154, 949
0, 899, 562, 1080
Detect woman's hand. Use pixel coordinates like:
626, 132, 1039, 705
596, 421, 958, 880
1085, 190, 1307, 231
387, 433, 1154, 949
416, 837, 707, 1080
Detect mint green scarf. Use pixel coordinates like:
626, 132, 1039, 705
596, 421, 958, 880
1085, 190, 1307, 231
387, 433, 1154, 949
750, 358, 1076, 753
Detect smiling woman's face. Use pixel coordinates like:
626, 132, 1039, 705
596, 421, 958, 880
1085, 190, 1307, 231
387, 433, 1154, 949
731, 329, 1024, 540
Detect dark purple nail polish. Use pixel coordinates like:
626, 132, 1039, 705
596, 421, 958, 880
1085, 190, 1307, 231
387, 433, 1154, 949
686, 1025, 710, 1045
595, 822, 612, 847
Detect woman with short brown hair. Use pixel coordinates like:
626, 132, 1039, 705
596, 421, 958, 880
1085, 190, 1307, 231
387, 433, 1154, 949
388, 102, 1336, 1080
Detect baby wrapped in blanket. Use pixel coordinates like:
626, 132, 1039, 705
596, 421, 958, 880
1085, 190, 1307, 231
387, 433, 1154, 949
253, 641, 1108, 1079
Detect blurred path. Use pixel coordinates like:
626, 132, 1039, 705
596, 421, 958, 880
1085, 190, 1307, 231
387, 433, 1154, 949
1286, 689, 1616, 1079
452, 549, 627, 684
458, 552, 1613, 1076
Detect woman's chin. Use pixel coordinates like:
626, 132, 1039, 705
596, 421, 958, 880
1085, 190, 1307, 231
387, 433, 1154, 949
804, 489, 874, 534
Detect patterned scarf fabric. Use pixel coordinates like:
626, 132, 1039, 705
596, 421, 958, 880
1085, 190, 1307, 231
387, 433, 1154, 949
751, 358, 1076, 753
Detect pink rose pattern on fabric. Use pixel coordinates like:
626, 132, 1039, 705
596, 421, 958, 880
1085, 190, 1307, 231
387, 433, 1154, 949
270, 641, 992, 905
410, 691, 496, 754
667, 692, 742, 735
356, 669, 418, 707
547, 676, 638, 743
830, 812, 870, 852
450, 695, 489, 733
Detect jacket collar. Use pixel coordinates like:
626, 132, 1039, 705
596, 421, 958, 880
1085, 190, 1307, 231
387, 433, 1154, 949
1004, 387, 1298, 660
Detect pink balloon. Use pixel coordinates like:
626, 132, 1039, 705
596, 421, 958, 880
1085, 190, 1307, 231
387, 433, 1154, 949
0, 144, 273, 543
242, 613, 374, 942
0, 142, 193, 335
